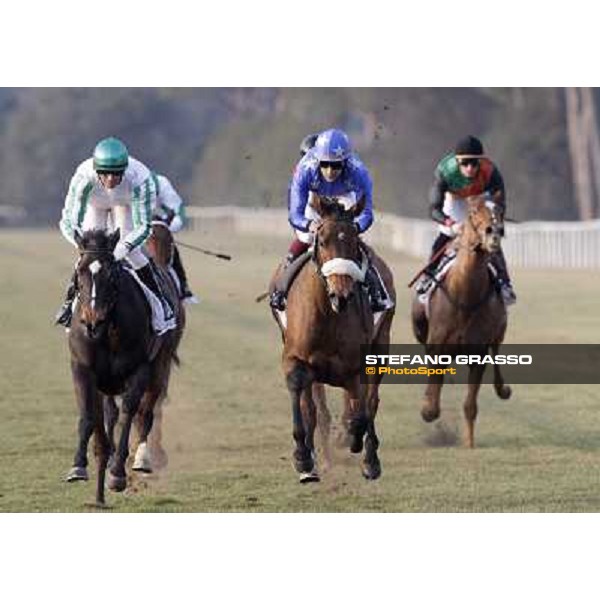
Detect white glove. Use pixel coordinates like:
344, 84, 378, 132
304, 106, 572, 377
169, 215, 184, 233
113, 241, 130, 261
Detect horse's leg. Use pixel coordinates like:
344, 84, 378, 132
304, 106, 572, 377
313, 382, 332, 472
464, 364, 485, 449
299, 382, 319, 483
363, 310, 394, 480
132, 384, 163, 474
93, 394, 110, 506
139, 352, 173, 472
421, 373, 444, 423
491, 343, 512, 400
103, 395, 118, 469
335, 390, 353, 448
343, 374, 368, 455
147, 396, 168, 470
107, 364, 151, 492
65, 362, 96, 483
284, 358, 317, 482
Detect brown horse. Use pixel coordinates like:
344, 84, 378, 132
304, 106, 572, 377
65, 229, 182, 505
411, 194, 511, 448
142, 221, 185, 468
103, 221, 186, 475
272, 195, 395, 481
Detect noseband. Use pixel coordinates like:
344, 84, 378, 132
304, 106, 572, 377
311, 220, 368, 285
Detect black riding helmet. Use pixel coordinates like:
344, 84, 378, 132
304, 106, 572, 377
454, 135, 484, 157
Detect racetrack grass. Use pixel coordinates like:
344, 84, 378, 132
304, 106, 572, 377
1, 227, 600, 512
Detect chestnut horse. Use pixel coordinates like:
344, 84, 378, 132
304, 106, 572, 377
65, 229, 182, 505
272, 195, 395, 481
411, 195, 511, 448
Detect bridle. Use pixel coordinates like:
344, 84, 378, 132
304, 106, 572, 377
436, 200, 504, 312
77, 249, 121, 318
456, 200, 505, 254
311, 213, 369, 288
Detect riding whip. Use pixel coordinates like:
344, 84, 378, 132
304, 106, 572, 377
176, 241, 232, 261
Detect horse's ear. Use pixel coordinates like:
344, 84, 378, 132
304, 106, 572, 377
74, 228, 84, 250
109, 228, 121, 249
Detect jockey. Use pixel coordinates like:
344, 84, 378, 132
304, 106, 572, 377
55, 137, 173, 326
151, 172, 199, 304
417, 135, 517, 305
269, 128, 392, 313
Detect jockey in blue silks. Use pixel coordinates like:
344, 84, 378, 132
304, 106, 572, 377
269, 128, 392, 313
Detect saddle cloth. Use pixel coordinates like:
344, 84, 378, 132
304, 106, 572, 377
123, 266, 177, 336
418, 251, 497, 319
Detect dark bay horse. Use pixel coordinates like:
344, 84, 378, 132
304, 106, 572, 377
65, 229, 181, 505
272, 195, 395, 481
411, 195, 511, 448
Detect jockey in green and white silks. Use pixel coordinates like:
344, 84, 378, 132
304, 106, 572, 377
55, 137, 173, 326
150, 172, 198, 304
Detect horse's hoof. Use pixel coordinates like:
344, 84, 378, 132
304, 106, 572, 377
362, 461, 382, 481
107, 472, 127, 492
132, 443, 153, 473
299, 471, 320, 484
498, 385, 512, 400
64, 466, 89, 482
421, 404, 440, 423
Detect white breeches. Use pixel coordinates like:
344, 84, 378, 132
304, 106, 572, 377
81, 205, 148, 269
438, 193, 468, 237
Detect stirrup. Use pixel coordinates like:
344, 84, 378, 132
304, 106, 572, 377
500, 283, 517, 306
416, 275, 434, 296
183, 291, 200, 305
55, 304, 73, 327
269, 290, 286, 311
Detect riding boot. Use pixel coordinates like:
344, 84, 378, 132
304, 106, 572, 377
55, 270, 78, 327
172, 245, 198, 304
490, 249, 517, 305
269, 239, 310, 311
364, 264, 392, 313
137, 263, 175, 320
415, 233, 452, 295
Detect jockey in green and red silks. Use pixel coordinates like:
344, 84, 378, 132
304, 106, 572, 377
417, 135, 516, 306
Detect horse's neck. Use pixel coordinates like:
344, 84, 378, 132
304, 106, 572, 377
447, 226, 490, 302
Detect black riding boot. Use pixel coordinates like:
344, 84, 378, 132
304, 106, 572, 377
415, 233, 452, 295
137, 263, 175, 320
172, 245, 198, 303
490, 249, 517, 305
364, 264, 392, 313
55, 270, 78, 327
269, 252, 296, 311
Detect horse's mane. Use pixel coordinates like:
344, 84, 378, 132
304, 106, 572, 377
79, 229, 116, 252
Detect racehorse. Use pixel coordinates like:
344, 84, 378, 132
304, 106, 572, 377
411, 194, 511, 448
271, 195, 395, 481
65, 229, 181, 505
